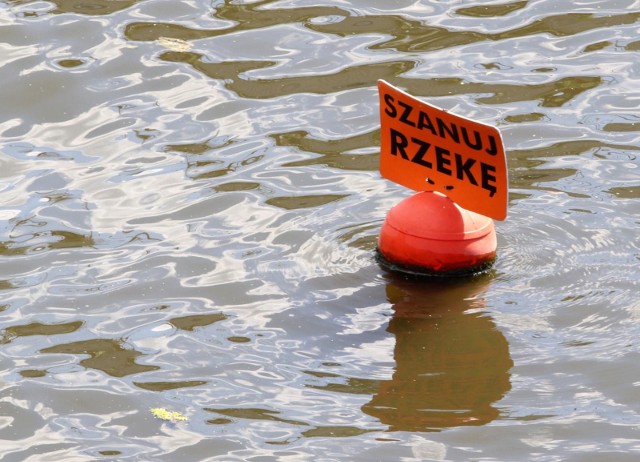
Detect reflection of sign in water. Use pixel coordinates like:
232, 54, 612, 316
362, 277, 512, 432
378, 80, 508, 220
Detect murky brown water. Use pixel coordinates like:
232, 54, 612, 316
1, 0, 639, 460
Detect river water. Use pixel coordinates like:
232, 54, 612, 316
1, 0, 639, 460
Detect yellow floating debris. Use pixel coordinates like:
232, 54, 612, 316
150, 407, 188, 422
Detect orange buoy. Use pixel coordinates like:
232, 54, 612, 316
377, 191, 497, 277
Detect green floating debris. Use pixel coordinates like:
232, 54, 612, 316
150, 407, 188, 422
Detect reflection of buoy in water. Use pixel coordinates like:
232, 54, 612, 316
376, 191, 496, 277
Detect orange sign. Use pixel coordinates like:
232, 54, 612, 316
378, 80, 508, 220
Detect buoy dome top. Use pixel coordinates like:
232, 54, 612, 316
384, 191, 494, 241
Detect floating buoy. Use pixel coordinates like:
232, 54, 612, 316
376, 191, 497, 277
